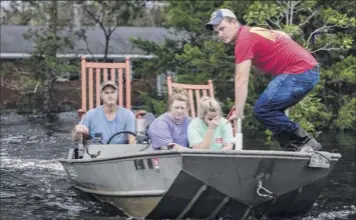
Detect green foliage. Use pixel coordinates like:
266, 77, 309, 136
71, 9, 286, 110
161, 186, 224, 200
321, 8, 356, 27
289, 94, 333, 134
334, 96, 356, 131
138, 92, 167, 116
76, 0, 146, 26
244, 1, 284, 27
130, 37, 183, 77
164, 1, 219, 33
324, 56, 356, 84
320, 56, 356, 130
18, 1, 81, 119
132, 1, 240, 116
1, 1, 159, 27
130, 0, 356, 134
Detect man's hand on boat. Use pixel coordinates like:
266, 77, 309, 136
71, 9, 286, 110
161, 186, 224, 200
227, 112, 244, 123
72, 125, 89, 141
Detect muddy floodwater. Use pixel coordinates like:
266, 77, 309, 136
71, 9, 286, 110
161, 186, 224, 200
1, 110, 355, 220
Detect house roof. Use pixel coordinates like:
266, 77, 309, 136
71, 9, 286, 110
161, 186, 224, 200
0, 25, 176, 59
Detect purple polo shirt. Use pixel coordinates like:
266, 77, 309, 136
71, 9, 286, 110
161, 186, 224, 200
147, 113, 190, 149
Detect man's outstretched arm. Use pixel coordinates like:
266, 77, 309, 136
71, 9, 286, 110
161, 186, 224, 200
234, 60, 252, 118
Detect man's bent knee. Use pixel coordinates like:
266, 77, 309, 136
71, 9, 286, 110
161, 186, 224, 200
253, 103, 266, 122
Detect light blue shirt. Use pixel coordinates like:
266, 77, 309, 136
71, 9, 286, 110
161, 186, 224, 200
80, 106, 135, 144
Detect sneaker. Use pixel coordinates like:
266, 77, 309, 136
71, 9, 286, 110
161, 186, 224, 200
297, 137, 322, 152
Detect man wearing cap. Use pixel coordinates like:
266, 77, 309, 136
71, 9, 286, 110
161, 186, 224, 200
205, 9, 322, 152
72, 80, 136, 144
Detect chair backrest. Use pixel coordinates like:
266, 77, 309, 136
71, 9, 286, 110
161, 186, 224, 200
167, 76, 214, 118
78, 57, 131, 117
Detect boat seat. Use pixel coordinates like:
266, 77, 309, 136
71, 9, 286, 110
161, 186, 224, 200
77, 57, 146, 119
167, 76, 214, 118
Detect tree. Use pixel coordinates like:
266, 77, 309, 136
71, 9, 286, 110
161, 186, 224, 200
241, 0, 355, 53
1, 1, 78, 26
22, 1, 81, 120
132, 0, 356, 133
75, 0, 146, 61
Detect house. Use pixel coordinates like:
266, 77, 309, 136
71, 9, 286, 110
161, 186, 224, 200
0, 25, 175, 59
0, 25, 177, 108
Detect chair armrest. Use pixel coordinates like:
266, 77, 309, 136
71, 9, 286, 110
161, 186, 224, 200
77, 109, 86, 119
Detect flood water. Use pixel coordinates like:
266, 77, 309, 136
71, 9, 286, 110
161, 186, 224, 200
1, 110, 355, 220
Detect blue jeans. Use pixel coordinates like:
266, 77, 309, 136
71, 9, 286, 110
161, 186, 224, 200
253, 68, 320, 134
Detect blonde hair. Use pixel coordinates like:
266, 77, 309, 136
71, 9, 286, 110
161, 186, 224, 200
167, 88, 189, 111
198, 96, 222, 118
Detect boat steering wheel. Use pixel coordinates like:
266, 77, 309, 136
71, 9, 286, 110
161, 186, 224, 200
106, 131, 137, 144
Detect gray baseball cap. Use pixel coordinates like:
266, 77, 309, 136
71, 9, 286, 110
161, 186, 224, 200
205, 9, 237, 31
100, 80, 117, 91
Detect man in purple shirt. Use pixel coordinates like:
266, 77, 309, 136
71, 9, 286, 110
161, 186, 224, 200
147, 90, 191, 150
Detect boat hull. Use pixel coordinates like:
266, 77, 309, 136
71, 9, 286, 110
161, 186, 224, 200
59, 146, 341, 219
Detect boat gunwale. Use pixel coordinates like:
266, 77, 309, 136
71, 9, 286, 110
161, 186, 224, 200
58, 148, 341, 164
73, 185, 166, 197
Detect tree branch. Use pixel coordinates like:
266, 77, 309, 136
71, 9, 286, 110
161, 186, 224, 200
311, 43, 343, 53
106, 25, 119, 39
289, 1, 302, 25
276, 14, 283, 25
81, 4, 108, 37
293, 1, 303, 12
293, 0, 301, 7
299, 10, 317, 27
264, 21, 273, 29
290, 2, 294, 26
267, 18, 282, 29
282, 0, 289, 7
285, 7, 289, 25
307, 25, 336, 45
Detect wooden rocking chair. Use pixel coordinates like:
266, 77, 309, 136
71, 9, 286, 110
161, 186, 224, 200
77, 57, 145, 119
167, 76, 214, 118
167, 76, 243, 149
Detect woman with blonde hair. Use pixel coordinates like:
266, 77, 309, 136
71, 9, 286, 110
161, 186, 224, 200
188, 96, 233, 150
148, 89, 191, 150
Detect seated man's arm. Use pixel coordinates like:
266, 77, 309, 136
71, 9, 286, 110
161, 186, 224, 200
72, 115, 89, 141
126, 111, 137, 144
128, 135, 136, 144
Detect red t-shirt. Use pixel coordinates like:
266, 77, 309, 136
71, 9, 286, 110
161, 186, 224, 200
234, 26, 317, 76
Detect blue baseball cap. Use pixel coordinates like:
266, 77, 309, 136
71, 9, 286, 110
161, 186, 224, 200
205, 9, 237, 31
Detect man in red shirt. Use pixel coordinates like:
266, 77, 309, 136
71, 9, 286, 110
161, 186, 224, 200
205, 9, 322, 152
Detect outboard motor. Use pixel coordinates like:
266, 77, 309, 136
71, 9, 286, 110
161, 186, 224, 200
77, 136, 86, 159
68, 135, 88, 160
68, 135, 90, 159
68, 134, 100, 160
